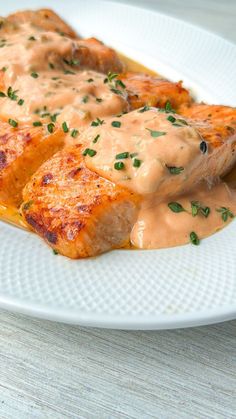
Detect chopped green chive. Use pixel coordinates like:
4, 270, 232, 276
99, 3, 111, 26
115, 79, 126, 89
71, 129, 79, 138
216, 207, 234, 222
17, 98, 24, 106
64, 70, 76, 75
63, 58, 80, 66
173, 118, 188, 127
133, 158, 142, 168
48, 62, 55, 69
53, 249, 59, 255
87, 78, 94, 83
1, 66, 7, 72
8, 118, 18, 128
31, 72, 39, 78
146, 128, 166, 138
93, 134, 100, 143
47, 123, 55, 133
91, 118, 104, 126
110, 87, 123, 95
114, 161, 125, 170
33, 121, 42, 127
111, 121, 121, 128
50, 113, 59, 122
0, 91, 6, 97
62, 121, 69, 133
83, 148, 97, 157
28, 36, 36, 41
116, 152, 129, 159
167, 115, 176, 123
96, 98, 103, 103
104, 72, 118, 84
168, 202, 185, 213
7, 86, 18, 101
165, 101, 175, 113
166, 166, 184, 175
190, 231, 200, 245
82, 95, 89, 103
138, 105, 150, 113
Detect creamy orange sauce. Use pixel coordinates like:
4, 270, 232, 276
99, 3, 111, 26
0, 19, 235, 249
83, 108, 205, 196
131, 181, 236, 248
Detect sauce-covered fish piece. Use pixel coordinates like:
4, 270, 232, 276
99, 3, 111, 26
118, 72, 192, 110
3, 9, 78, 38
0, 121, 64, 206
21, 145, 139, 258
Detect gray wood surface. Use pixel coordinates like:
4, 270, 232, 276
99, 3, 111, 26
1, 1, 236, 418
0, 311, 236, 419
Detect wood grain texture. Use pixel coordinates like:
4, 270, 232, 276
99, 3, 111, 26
0, 1, 236, 418
0, 310, 236, 419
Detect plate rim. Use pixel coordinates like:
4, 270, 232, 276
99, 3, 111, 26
0, 0, 236, 329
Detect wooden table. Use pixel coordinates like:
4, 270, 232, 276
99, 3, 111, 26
1, 1, 236, 418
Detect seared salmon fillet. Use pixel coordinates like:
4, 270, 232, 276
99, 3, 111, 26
79, 107, 236, 198
119, 72, 192, 110
21, 146, 139, 258
0, 122, 64, 206
180, 103, 236, 147
5, 9, 78, 38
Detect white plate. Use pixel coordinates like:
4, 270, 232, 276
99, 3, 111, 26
0, 0, 236, 329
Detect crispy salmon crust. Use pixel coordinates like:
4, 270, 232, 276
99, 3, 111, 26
119, 72, 192, 110
5, 9, 78, 38
21, 146, 139, 258
75, 38, 124, 74
180, 103, 236, 148
0, 123, 64, 206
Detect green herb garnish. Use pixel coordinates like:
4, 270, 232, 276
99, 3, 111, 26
133, 158, 142, 168
7, 86, 18, 101
91, 118, 104, 126
146, 128, 166, 138
111, 121, 121, 128
8, 118, 18, 128
47, 123, 55, 133
216, 207, 234, 222
168, 202, 185, 213
138, 105, 150, 113
104, 72, 118, 84
31, 72, 39, 78
115, 152, 129, 159
191, 201, 210, 218
62, 121, 69, 133
93, 134, 100, 143
71, 129, 79, 138
190, 231, 200, 245
83, 148, 97, 157
114, 161, 125, 170
33, 121, 42, 127
17, 99, 24, 106
166, 166, 184, 175
82, 95, 89, 103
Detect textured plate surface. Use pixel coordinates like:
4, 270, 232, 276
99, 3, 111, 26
0, 0, 236, 329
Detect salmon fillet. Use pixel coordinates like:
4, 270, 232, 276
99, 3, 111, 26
21, 145, 139, 258
5, 9, 78, 38
119, 72, 192, 110
180, 103, 236, 177
0, 122, 64, 206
